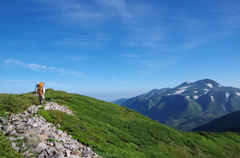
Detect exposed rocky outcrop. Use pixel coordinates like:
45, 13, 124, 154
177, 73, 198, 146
0, 102, 102, 158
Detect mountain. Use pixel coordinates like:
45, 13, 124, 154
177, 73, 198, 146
114, 79, 240, 131
2, 89, 240, 158
112, 98, 128, 105
191, 110, 240, 132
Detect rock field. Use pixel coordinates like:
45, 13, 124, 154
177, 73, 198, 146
0, 102, 102, 158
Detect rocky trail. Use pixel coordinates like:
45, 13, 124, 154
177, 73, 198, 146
0, 102, 102, 158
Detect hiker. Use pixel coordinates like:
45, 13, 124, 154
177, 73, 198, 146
35, 82, 45, 105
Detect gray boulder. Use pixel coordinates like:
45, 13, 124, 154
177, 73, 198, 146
23, 134, 43, 147
33, 142, 48, 153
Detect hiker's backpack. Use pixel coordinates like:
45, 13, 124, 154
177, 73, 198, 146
37, 83, 44, 94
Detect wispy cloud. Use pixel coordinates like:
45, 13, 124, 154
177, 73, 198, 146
31, 0, 240, 52
123, 27, 166, 47
122, 54, 139, 58
59, 69, 96, 80
97, 0, 133, 19
172, 1, 240, 51
215, 1, 240, 29
56, 33, 109, 46
4, 59, 96, 80
52, 0, 134, 21
4, 80, 27, 82
180, 39, 205, 51
122, 53, 175, 68
35, 1, 109, 27
5, 59, 56, 70
35, 0, 163, 46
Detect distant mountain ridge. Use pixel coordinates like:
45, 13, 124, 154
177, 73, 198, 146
113, 79, 240, 131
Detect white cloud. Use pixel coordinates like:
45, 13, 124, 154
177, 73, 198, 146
4, 59, 56, 70
28, 0, 240, 52
30, 1, 167, 48
4, 59, 96, 80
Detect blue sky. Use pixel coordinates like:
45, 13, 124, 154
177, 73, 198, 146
1, 0, 240, 101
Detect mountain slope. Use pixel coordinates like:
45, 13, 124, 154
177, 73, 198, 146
191, 110, 240, 132
2, 89, 240, 158
115, 79, 240, 131
112, 98, 127, 105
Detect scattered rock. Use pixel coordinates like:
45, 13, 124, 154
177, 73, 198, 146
33, 142, 48, 153
0, 102, 102, 158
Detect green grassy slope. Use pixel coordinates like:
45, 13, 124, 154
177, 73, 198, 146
1, 89, 240, 158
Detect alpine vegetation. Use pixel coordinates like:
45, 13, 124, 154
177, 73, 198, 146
1, 89, 240, 157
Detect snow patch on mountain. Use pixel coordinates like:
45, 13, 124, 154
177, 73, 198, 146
207, 83, 213, 88
226, 93, 230, 101
172, 85, 191, 94
173, 89, 185, 94
194, 96, 199, 99
186, 96, 190, 99
223, 105, 227, 112
149, 93, 155, 97
218, 84, 222, 87
180, 86, 191, 89
236, 92, 240, 96
211, 96, 215, 101
194, 91, 198, 93
204, 89, 209, 94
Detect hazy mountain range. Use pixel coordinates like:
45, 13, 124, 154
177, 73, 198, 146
113, 79, 240, 131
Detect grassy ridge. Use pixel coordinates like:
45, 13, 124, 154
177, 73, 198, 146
0, 93, 39, 113
1, 89, 240, 157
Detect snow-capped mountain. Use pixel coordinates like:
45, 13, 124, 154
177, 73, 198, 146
113, 79, 240, 131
